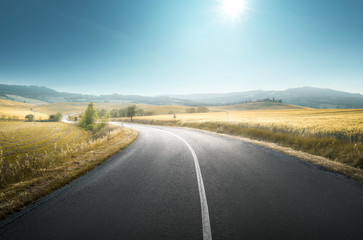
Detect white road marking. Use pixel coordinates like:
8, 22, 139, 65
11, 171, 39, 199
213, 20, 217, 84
111, 122, 213, 240
157, 129, 212, 240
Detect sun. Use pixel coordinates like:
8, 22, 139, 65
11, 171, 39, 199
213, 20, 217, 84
222, 0, 247, 18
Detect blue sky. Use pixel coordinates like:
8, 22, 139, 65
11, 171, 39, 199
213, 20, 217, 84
0, 0, 362, 95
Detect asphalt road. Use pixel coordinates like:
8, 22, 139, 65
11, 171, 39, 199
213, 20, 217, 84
1, 123, 363, 240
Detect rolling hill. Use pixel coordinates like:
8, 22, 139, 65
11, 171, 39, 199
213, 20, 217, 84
167, 87, 363, 109
0, 84, 196, 105
1, 84, 362, 109
0, 99, 48, 120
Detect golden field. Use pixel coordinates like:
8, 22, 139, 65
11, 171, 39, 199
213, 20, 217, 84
0, 121, 88, 162
36, 101, 305, 115
0, 99, 48, 120
134, 109, 363, 143
5, 94, 48, 105
0, 122, 138, 219
123, 109, 363, 170
208, 102, 307, 111
37, 102, 191, 115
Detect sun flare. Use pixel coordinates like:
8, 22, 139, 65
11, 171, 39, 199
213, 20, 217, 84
222, 0, 247, 18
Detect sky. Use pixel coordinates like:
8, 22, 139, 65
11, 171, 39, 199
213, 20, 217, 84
0, 0, 362, 95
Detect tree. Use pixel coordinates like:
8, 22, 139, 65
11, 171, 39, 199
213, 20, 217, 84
97, 109, 108, 118
137, 109, 144, 116
49, 112, 62, 122
110, 109, 118, 118
127, 105, 136, 121
54, 112, 63, 122
197, 106, 209, 113
119, 108, 127, 117
100, 111, 109, 123
186, 107, 196, 113
25, 114, 34, 122
79, 103, 98, 130
144, 111, 154, 116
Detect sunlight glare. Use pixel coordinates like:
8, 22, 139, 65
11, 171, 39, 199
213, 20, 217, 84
222, 0, 246, 18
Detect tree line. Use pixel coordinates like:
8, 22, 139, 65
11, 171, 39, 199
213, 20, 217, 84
108, 106, 151, 118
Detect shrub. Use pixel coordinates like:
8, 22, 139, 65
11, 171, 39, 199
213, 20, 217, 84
25, 114, 34, 122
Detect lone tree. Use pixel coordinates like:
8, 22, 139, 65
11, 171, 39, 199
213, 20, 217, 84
25, 114, 34, 122
80, 103, 98, 130
197, 106, 209, 113
49, 112, 62, 122
127, 105, 137, 121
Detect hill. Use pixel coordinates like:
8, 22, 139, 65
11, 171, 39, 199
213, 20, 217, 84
0, 84, 196, 105
0, 99, 48, 120
167, 87, 363, 109
2, 84, 363, 109
210, 102, 308, 111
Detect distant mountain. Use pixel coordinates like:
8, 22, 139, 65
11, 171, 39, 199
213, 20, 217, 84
1, 84, 362, 108
0, 84, 197, 106
167, 87, 363, 109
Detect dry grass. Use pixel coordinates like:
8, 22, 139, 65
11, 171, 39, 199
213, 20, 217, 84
134, 109, 363, 143
36, 101, 304, 115
0, 123, 138, 219
0, 122, 87, 162
0, 99, 48, 120
120, 109, 363, 180
36, 102, 94, 115
37, 102, 189, 115
5, 95, 48, 106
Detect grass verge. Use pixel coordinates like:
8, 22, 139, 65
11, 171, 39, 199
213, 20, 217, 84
120, 119, 363, 182
0, 125, 138, 220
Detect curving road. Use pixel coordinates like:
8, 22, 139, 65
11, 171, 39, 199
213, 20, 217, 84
1, 123, 363, 240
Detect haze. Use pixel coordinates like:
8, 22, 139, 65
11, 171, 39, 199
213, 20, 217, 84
0, 0, 362, 95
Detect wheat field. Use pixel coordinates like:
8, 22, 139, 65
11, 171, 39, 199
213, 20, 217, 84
135, 109, 363, 143
36, 102, 190, 115
0, 99, 48, 120
0, 121, 88, 162
0, 122, 138, 219
126, 109, 363, 169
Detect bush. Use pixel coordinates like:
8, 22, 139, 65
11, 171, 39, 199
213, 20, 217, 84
197, 106, 209, 113
49, 112, 62, 122
25, 114, 34, 122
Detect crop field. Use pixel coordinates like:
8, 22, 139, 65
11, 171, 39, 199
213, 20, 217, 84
37, 101, 305, 116
36, 102, 93, 115
5, 94, 48, 105
0, 122, 88, 162
135, 109, 363, 143
0, 99, 48, 120
126, 109, 363, 170
209, 102, 307, 111
37, 102, 190, 115
0, 122, 138, 219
